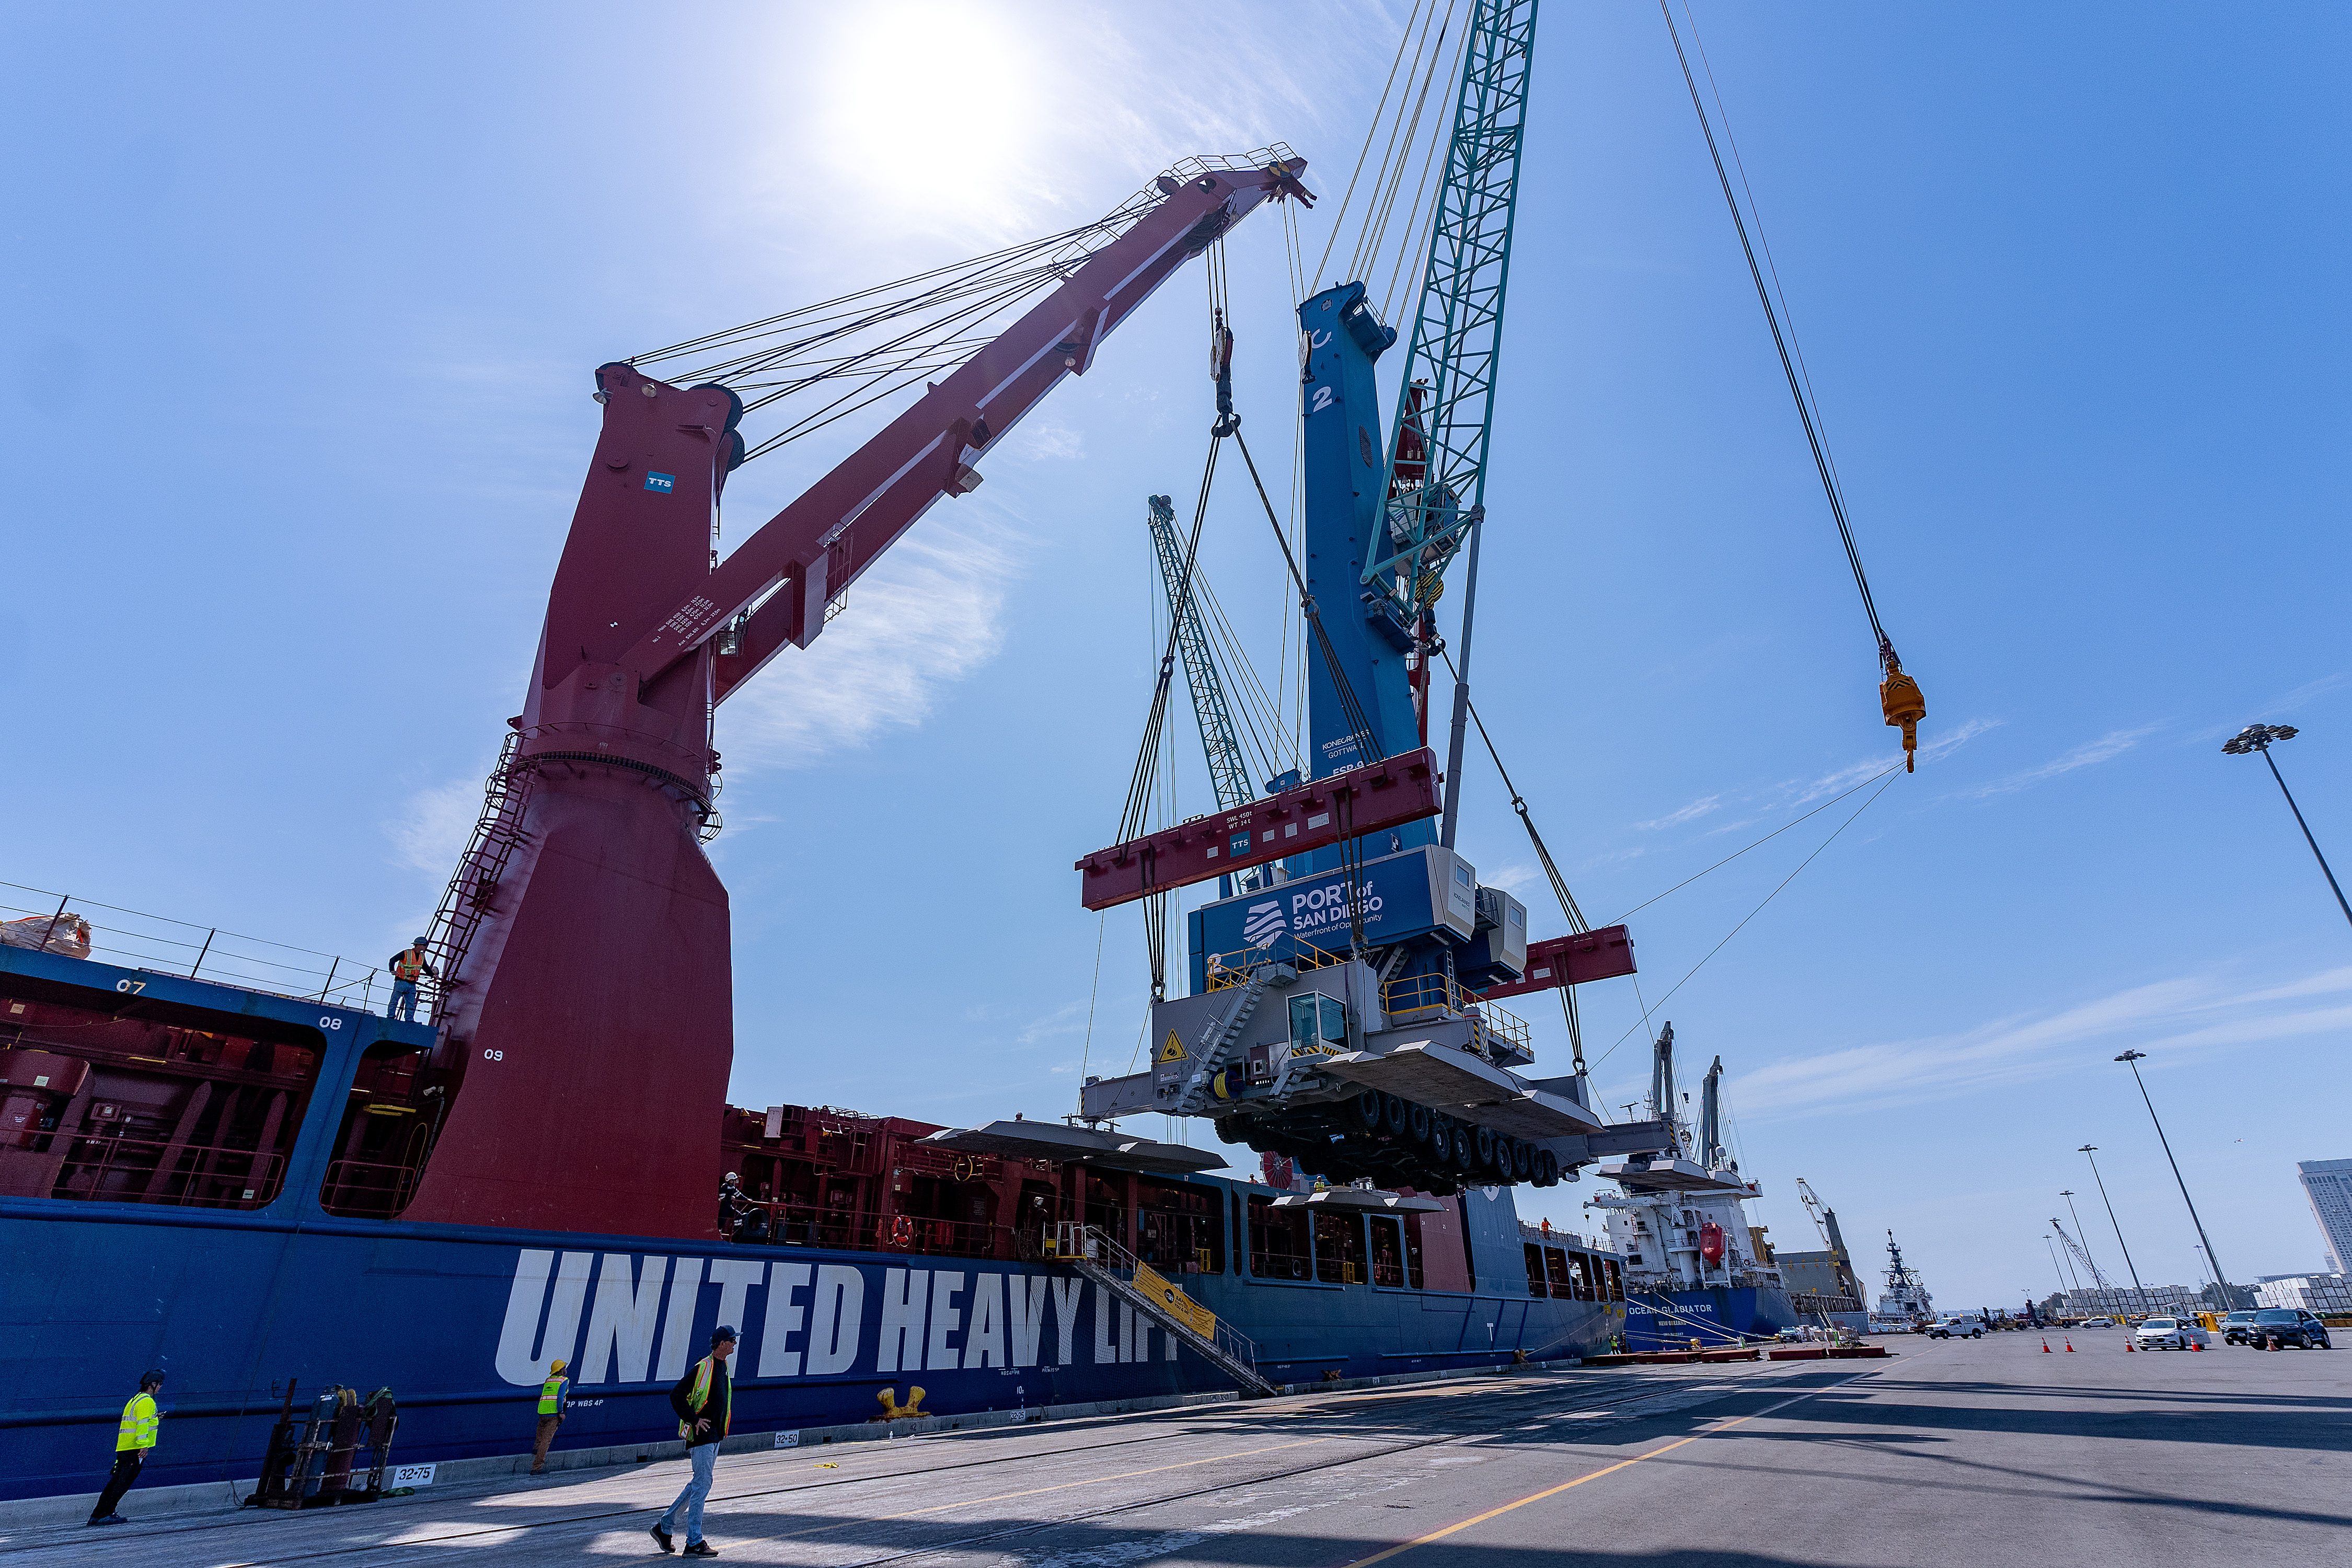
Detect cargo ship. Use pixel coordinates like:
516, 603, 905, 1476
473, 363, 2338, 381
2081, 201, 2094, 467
1587, 1028, 1801, 1349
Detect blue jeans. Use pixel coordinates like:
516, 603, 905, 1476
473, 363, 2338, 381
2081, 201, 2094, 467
659, 1444, 717, 1544
387, 979, 418, 1022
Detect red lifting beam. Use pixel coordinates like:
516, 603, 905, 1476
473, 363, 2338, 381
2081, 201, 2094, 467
1075, 749, 1440, 911
1477, 926, 1637, 1001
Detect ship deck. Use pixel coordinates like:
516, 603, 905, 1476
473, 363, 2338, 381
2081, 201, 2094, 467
8, 1334, 2345, 1566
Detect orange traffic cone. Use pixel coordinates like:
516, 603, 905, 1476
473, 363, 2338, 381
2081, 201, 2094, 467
2125, 1339, 2136, 1352
2189, 1341, 2203, 1351
2064, 1340, 2075, 1352
2040, 1339, 2052, 1353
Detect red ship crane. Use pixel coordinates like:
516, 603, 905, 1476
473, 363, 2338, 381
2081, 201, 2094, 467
405, 154, 1310, 1238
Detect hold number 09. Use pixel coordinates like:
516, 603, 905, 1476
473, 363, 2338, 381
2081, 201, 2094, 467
482, 1048, 504, 1062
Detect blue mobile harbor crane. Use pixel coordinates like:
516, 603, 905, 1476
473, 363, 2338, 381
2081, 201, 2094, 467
1080, 0, 1656, 1196
1186, 0, 1539, 1004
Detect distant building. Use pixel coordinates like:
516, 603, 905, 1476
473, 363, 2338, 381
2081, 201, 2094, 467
2058, 1285, 2202, 1317
2253, 1274, 2352, 1313
2299, 1159, 2352, 1275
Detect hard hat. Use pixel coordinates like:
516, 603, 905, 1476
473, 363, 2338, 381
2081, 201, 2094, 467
412, 936, 429, 946
549, 1359, 566, 1374
725, 1171, 739, 1182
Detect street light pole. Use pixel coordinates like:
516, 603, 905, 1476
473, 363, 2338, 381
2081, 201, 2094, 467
2222, 724, 2352, 932
2117, 1049, 2234, 1308
2079, 1145, 2146, 1300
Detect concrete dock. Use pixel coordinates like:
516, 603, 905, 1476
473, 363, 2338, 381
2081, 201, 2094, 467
7, 1333, 2346, 1565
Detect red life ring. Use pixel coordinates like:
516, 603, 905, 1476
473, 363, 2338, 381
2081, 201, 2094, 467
890, 1215, 914, 1247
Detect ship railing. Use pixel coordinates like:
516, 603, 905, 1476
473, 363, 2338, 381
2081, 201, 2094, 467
1204, 934, 1345, 992
1378, 971, 1531, 1057
1046, 1222, 1265, 1385
730, 1204, 1018, 1260
318, 1157, 426, 1220
37, 1133, 287, 1209
1, 878, 376, 1011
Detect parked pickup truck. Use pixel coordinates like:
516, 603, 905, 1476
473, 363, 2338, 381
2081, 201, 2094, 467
1925, 1315, 1985, 1339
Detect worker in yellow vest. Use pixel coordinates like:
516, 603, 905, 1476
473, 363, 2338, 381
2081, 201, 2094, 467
650, 1327, 735, 1557
386, 939, 436, 1023
87, 1370, 166, 1526
528, 1358, 569, 1475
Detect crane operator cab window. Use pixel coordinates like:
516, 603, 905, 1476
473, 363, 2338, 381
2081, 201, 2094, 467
1287, 993, 1347, 1058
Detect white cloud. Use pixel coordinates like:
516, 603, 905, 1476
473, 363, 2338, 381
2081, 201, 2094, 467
386, 777, 482, 877
720, 516, 1018, 771
1962, 723, 2162, 799
1636, 795, 1720, 831
1787, 717, 2002, 805
1728, 964, 2352, 1122
1007, 419, 1085, 462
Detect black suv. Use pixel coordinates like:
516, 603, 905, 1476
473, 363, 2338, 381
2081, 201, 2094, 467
2246, 1308, 2334, 1350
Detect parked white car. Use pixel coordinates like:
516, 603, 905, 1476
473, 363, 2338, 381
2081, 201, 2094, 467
2078, 1316, 2116, 1329
2132, 1316, 2210, 1350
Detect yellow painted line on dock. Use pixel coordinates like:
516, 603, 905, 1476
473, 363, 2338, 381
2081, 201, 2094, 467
1336, 1367, 1888, 1567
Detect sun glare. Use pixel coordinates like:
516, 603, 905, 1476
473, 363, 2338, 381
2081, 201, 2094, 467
820, 3, 1044, 224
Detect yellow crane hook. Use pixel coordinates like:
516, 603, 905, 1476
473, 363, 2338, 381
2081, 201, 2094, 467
1880, 654, 1926, 772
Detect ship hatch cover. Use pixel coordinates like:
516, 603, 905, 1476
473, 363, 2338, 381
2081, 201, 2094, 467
918, 1121, 1224, 1175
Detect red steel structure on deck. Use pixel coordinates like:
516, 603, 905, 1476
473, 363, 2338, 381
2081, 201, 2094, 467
1474, 925, 1636, 1002
406, 156, 1310, 1238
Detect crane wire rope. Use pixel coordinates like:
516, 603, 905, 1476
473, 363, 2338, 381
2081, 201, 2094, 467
1610, 763, 1901, 925
1349, 1, 1461, 287
1434, 647, 1592, 1069
1659, 1, 1887, 664
1590, 769, 1898, 1069
1314, 0, 1445, 288
1658, 2, 1927, 775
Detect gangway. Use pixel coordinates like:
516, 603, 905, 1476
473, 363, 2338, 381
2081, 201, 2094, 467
1045, 1222, 1277, 1397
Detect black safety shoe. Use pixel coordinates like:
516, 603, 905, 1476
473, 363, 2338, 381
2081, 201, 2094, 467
88, 1515, 126, 1527
683, 1543, 720, 1558
649, 1523, 674, 1553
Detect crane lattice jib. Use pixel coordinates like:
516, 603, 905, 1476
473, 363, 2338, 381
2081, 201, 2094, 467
1364, 0, 1539, 611
1144, 494, 1255, 814
2049, 1217, 2113, 1289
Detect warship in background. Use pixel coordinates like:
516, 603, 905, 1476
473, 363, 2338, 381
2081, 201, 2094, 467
1869, 1230, 1935, 1332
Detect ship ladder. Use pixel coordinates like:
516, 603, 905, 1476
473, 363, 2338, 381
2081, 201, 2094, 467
1173, 968, 1280, 1115
1050, 1224, 1277, 1397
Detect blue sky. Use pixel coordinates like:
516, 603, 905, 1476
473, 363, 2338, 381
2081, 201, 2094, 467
5, 1, 2348, 1310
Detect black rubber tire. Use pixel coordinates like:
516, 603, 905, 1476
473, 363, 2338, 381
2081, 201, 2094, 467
1346, 1089, 1383, 1134
1473, 1124, 1496, 1170
1407, 1101, 1431, 1141
1510, 1139, 1534, 1182
1424, 1113, 1452, 1157
1381, 1092, 1410, 1137
1214, 1115, 1249, 1146
1488, 1135, 1515, 1182
1451, 1125, 1479, 1175
1532, 1149, 1560, 1187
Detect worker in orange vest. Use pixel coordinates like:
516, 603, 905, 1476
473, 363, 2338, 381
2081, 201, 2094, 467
386, 939, 435, 1023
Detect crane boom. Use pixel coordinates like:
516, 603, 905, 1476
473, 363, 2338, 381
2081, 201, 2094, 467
1364, 0, 1539, 614
1145, 493, 1256, 815
2050, 1218, 2113, 1289
406, 152, 1310, 1238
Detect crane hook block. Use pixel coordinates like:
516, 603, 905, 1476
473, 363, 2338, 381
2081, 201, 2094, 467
1880, 668, 1926, 772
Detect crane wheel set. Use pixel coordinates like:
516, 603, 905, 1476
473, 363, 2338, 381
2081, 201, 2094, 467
1216, 1088, 1562, 1197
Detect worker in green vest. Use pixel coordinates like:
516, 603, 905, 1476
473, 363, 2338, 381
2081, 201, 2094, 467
87, 1370, 166, 1526
650, 1327, 734, 1557
528, 1358, 569, 1475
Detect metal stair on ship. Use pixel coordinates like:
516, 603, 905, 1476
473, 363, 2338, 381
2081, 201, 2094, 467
1048, 1224, 1277, 1397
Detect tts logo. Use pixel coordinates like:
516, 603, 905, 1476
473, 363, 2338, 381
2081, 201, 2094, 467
644, 471, 676, 494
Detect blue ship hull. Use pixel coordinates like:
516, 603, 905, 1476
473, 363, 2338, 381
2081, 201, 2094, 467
1, 1207, 1621, 1503
0, 947, 1624, 1504
1623, 1286, 1800, 1350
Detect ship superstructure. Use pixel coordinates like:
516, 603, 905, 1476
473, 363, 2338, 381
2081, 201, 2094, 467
1872, 1230, 1935, 1329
